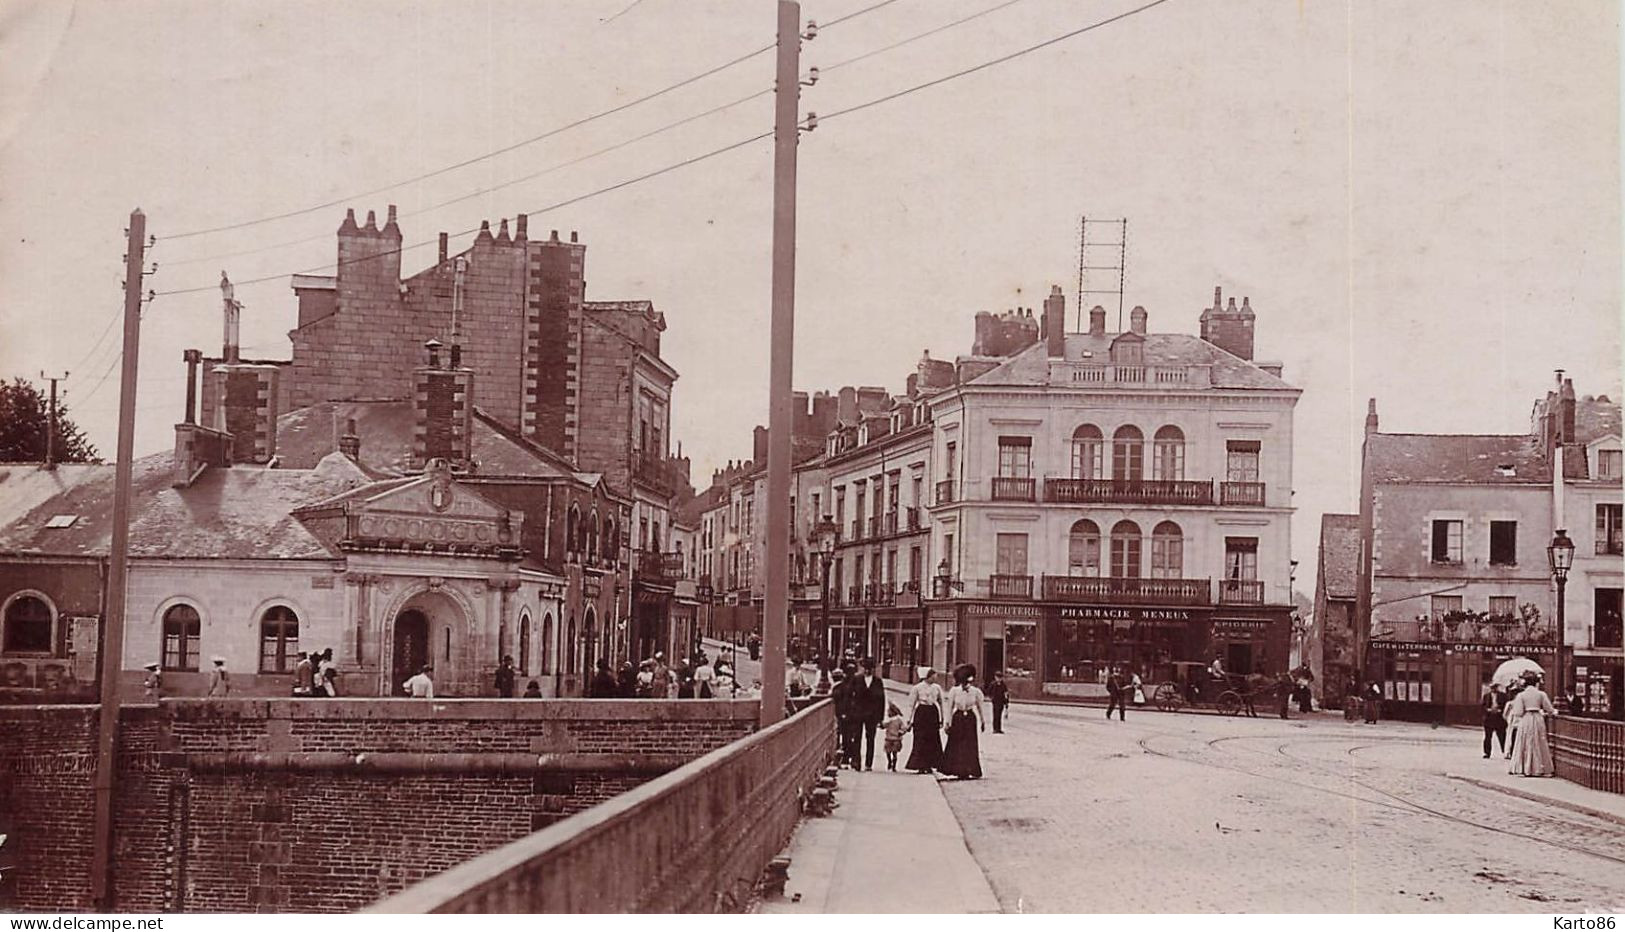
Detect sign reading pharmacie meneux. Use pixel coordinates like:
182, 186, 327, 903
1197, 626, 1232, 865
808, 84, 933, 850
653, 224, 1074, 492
1056, 605, 1199, 626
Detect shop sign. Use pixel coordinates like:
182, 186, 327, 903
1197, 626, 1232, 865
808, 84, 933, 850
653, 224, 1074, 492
927, 606, 958, 621
1057, 606, 1194, 624
1212, 619, 1272, 639
966, 604, 1043, 618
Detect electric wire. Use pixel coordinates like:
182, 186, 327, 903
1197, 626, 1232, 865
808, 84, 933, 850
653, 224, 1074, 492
821, 0, 1032, 75
74, 350, 124, 407
66, 309, 124, 381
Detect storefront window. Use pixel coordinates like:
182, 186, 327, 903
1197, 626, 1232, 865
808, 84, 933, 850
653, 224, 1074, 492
1005, 622, 1036, 678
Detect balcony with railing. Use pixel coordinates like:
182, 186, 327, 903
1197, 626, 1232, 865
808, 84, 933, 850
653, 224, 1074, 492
883, 511, 899, 535
847, 585, 863, 607
990, 476, 1036, 502
629, 454, 672, 494
935, 479, 956, 505
1598, 537, 1624, 556
1041, 575, 1211, 606
636, 551, 686, 583
864, 583, 895, 607
1050, 362, 1214, 388
1372, 612, 1554, 646
868, 516, 883, 538
1216, 579, 1265, 605
988, 574, 1034, 599
1219, 481, 1266, 506
1044, 478, 1215, 506
905, 506, 921, 531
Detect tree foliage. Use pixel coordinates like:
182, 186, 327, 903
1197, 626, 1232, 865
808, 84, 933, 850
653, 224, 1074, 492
0, 377, 100, 463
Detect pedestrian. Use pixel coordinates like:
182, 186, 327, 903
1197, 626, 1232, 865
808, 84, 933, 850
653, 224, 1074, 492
142, 662, 163, 700
635, 660, 656, 697
315, 648, 339, 697
1278, 671, 1293, 719
1363, 680, 1381, 724
677, 669, 696, 699
1503, 681, 1524, 758
904, 667, 946, 774
523, 679, 543, 699
1507, 674, 1556, 777
652, 652, 673, 698
589, 656, 617, 698
1481, 684, 1508, 759
1130, 670, 1145, 710
403, 665, 435, 698
832, 663, 862, 769
748, 633, 762, 661
940, 663, 986, 780
1565, 688, 1586, 717
495, 654, 517, 698
986, 670, 1010, 733
292, 651, 314, 697
854, 657, 887, 771
694, 655, 716, 698
207, 656, 231, 697
1105, 667, 1126, 721
881, 703, 908, 772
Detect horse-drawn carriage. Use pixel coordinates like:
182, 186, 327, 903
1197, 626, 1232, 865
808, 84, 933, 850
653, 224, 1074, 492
1150, 661, 1280, 715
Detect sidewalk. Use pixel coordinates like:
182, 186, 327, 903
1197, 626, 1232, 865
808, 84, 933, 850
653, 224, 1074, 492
758, 766, 1001, 914
1445, 768, 1625, 826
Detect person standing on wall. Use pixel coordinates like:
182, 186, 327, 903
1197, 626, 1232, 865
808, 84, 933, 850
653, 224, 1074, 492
207, 657, 231, 697
494, 655, 517, 698
142, 662, 163, 700
404, 665, 435, 699
292, 651, 313, 697
855, 657, 888, 771
986, 670, 1010, 734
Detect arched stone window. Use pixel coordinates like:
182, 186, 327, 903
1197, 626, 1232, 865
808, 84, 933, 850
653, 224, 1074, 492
162, 604, 202, 671
1109, 520, 1142, 579
1111, 426, 1144, 482
1152, 426, 1185, 481
1151, 521, 1184, 579
1067, 520, 1101, 577
588, 509, 600, 565
519, 613, 532, 677
1070, 425, 1103, 480
565, 614, 577, 677
603, 516, 617, 565
258, 605, 299, 673
566, 504, 581, 558
541, 613, 555, 675
2, 593, 55, 655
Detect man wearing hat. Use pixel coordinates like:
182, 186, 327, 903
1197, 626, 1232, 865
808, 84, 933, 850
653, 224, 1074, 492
142, 662, 162, 700
292, 651, 314, 697
207, 656, 231, 697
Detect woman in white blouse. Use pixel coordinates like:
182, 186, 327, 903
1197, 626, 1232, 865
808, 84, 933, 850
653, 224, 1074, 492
940, 663, 986, 780
903, 667, 948, 774
1507, 674, 1557, 777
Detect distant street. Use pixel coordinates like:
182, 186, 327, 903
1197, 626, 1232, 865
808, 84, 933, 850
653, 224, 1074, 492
936, 704, 1625, 913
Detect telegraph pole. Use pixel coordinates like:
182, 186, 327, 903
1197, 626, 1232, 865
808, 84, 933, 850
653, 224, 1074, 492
39, 371, 66, 469
761, 1, 811, 727
91, 209, 145, 910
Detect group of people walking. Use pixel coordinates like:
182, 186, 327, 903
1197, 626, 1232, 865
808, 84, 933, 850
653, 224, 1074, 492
1482, 672, 1558, 777
830, 660, 1000, 780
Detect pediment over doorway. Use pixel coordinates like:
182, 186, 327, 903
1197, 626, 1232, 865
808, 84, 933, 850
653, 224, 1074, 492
296, 465, 524, 558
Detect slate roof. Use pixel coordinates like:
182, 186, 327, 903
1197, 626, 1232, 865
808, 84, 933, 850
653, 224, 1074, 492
0, 452, 372, 559
1577, 397, 1623, 445
1317, 514, 1360, 600
1366, 432, 1550, 484
276, 401, 578, 480
964, 333, 1296, 391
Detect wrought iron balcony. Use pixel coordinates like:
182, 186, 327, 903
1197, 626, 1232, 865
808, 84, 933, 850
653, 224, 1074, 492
865, 583, 895, 607
1372, 616, 1555, 645
990, 477, 1036, 502
1217, 579, 1265, 605
905, 507, 921, 531
1045, 478, 1215, 506
847, 585, 863, 606
988, 574, 1034, 599
883, 511, 899, 535
1041, 575, 1211, 606
868, 516, 882, 538
1219, 481, 1266, 506
935, 480, 955, 505
629, 454, 672, 493
1598, 538, 1624, 556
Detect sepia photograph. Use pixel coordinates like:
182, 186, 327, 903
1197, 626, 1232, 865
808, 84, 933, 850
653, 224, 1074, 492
0, 0, 1620, 918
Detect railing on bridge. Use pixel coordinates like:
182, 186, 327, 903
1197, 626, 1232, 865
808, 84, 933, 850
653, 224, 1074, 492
370, 699, 837, 913
1552, 715, 1624, 795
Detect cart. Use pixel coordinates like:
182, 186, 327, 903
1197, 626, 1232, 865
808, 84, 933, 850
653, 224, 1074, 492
1151, 662, 1278, 716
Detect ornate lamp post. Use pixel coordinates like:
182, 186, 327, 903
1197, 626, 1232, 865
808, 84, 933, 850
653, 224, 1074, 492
813, 515, 839, 695
1547, 529, 1575, 703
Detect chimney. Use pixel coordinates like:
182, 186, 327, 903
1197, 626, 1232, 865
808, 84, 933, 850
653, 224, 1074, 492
1365, 398, 1379, 436
425, 338, 443, 369
753, 425, 769, 465
1560, 378, 1577, 442
496, 218, 512, 245
1089, 305, 1106, 337
1043, 285, 1065, 357
339, 418, 361, 460
413, 339, 474, 469
475, 221, 494, 246
515, 213, 529, 242
438, 232, 449, 265
219, 272, 241, 364
216, 364, 281, 465
1198, 285, 1255, 360
382, 204, 401, 239
182, 349, 202, 425
1130, 305, 1147, 335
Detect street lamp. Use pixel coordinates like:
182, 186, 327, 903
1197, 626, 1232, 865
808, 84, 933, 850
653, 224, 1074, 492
813, 514, 839, 695
1547, 529, 1575, 704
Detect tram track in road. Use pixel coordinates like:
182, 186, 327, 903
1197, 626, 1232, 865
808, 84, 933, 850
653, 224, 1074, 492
1006, 704, 1625, 866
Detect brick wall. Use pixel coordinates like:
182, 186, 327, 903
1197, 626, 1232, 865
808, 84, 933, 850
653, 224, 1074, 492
525, 238, 586, 456
0, 699, 756, 912
576, 324, 632, 491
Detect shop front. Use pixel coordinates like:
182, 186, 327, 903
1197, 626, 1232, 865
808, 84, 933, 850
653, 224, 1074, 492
951, 603, 1042, 699
1206, 614, 1290, 677
1569, 651, 1623, 720
828, 608, 870, 661
1366, 639, 1560, 725
1044, 606, 1204, 700
873, 607, 924, 683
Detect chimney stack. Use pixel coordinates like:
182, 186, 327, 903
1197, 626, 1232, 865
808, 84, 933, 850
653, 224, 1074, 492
219, 271, 241, 364
1089, 305, 1107, 337
1560, 378, 1577, 442
1130, 305, 1148, 335
515, 213, 529, 241
425, 338, 443, 369
1043, 285, 1066, 357
414, 339, 474, 469
339, 418, 361, 460
438, 232, 449, 265
182, 349, 202, 425
1365, 398, 1379, 436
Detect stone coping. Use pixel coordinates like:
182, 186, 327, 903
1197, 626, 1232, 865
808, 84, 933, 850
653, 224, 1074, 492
0, 698, 760, 723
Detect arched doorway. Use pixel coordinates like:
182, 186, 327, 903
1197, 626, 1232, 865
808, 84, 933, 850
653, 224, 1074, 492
392, 609, 429, 696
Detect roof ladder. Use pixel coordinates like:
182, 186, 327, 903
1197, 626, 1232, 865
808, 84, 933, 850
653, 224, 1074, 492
1076, 216, 1127, 331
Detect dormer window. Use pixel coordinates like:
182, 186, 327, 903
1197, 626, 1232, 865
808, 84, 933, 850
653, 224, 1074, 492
1599, 449, 1622, 481
1494, 464, 1516, 477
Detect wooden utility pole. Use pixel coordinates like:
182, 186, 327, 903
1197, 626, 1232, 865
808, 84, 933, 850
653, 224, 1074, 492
91, 209, 145, 910
761, 0, 807, 727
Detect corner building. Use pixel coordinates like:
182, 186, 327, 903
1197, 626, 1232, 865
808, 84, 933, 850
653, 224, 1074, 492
926, 287, 1300, 700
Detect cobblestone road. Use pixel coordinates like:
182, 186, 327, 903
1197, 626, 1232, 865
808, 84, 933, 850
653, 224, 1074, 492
937, 703, 1625, 913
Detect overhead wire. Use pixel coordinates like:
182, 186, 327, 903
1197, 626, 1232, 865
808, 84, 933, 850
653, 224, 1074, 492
820, 0, 1033, 75
67, 309, 124, 381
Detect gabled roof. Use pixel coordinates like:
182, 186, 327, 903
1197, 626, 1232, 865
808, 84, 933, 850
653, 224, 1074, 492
1317, 514, 1360, 600
1366, 432, 1551, 484
962, 332, 1296, 391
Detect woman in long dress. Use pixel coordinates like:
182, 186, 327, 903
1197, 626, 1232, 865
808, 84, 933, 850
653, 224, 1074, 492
940, 664, 986, 780
904, 667, 947, 774
1508, 676, 1557, 777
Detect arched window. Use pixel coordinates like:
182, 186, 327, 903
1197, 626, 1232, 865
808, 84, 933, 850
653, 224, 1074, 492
519, 613, 532, 677
583, 606, 598, 672
162, 604, 201, 671
2, 593, 55, 655
541, 613, 555, 674
1151, 521, 1184, 579
1067, 520, 1101, 577
1152, 426, 1185, 481
1109, 520, 1142, 579
258, 605, 299, 673
1070, 425, 1103, 480
566, 504, 581, 558
603, 516, 617, 564
1111, 426, 1144, 482
588, 509, 600, 565
565, 614, 577, 676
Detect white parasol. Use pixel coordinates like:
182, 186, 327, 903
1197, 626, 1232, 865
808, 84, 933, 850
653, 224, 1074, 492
1491, 657, 1544, 687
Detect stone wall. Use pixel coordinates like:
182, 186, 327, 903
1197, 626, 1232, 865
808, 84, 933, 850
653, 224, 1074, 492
0, 699, 757, 912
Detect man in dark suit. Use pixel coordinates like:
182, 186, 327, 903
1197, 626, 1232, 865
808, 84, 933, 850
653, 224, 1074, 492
832, 663, 862, 768
854, 657, 889, 770
1105, 667, 1125, 721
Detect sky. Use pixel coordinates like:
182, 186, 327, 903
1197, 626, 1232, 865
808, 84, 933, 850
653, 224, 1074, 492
0, 0, 1619, 591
